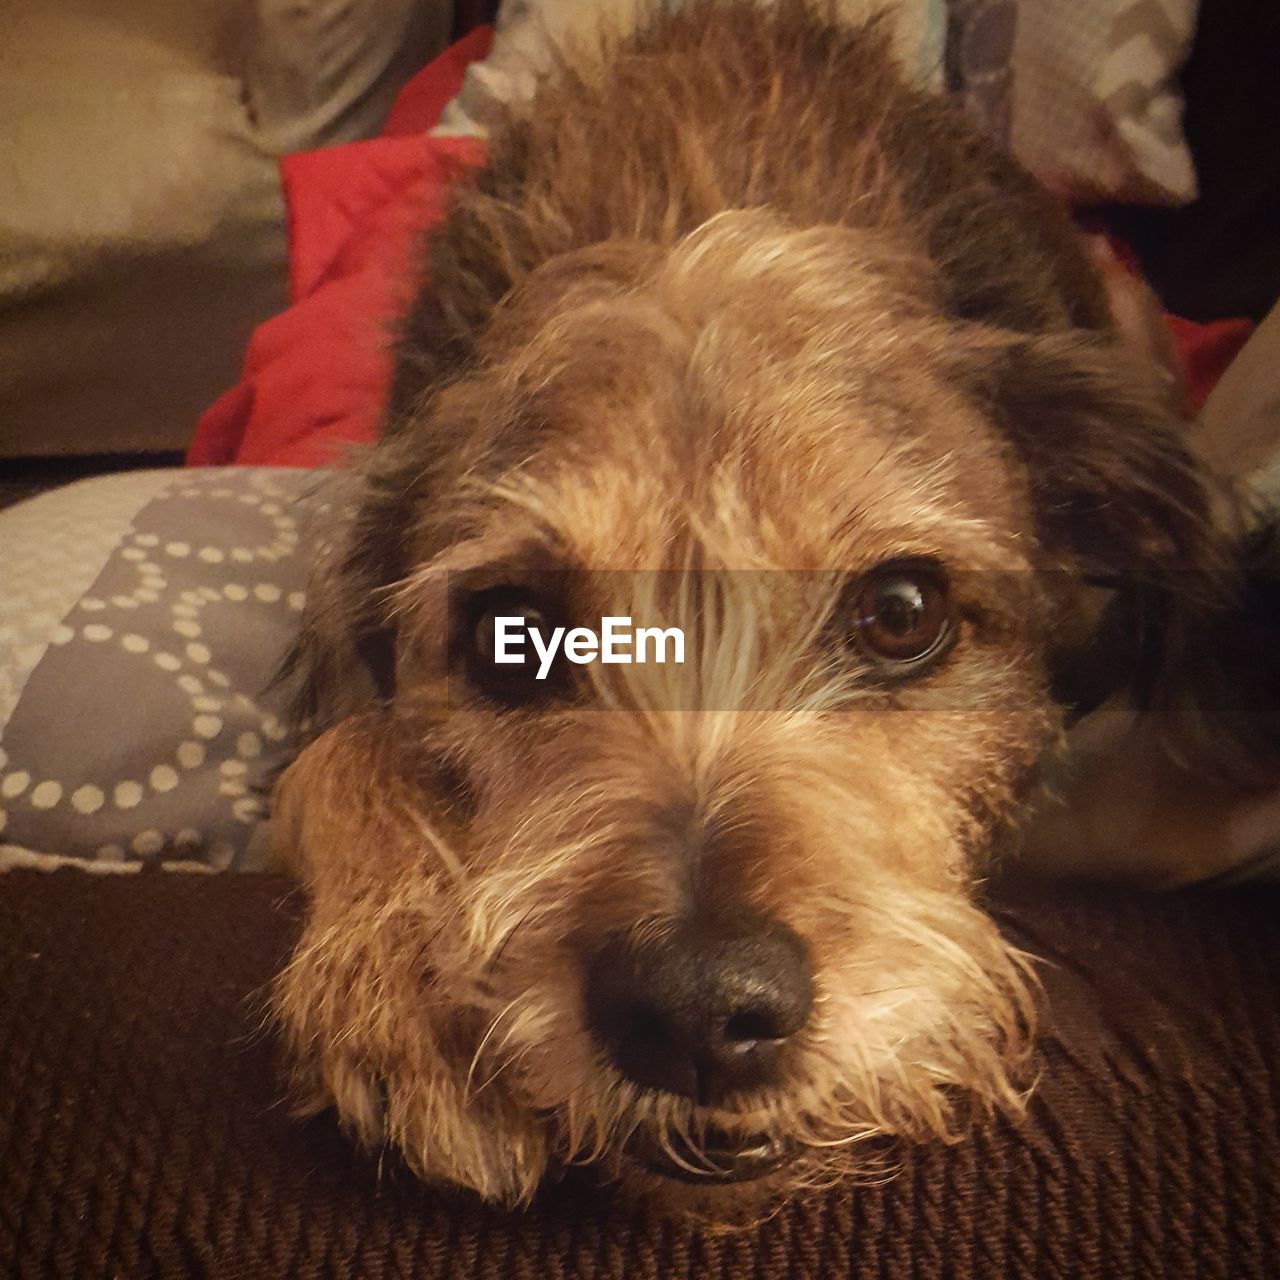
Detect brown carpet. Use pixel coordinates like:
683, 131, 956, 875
1, 869, 1277, 1279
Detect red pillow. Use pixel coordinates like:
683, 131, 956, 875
187, 29, 488, 468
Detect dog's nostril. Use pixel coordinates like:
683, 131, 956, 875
585, 913, 814, 1101
723, 1009, 783, 1044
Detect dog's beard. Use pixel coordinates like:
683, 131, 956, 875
481, 884, 1035, 1199
273, 709, 1039, 1209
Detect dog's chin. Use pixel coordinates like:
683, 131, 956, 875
625, 1124, 799, 1185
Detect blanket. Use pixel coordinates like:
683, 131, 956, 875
3, 867, 1278, 1277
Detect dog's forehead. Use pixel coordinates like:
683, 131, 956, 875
472, 233, 1031, 572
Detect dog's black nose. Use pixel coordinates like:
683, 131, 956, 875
585, 914, 813, 1103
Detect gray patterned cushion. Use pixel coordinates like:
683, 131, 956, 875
0, 468, 332, 873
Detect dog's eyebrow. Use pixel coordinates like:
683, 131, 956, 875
395, 535, 587, 606
449, 540, 584, 589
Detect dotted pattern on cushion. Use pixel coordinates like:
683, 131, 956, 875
0, 468, 335, 870
0, 471, 180, 725
1, 871, 1277, 1277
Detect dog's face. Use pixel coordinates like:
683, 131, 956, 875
273, 213, 1079, 1209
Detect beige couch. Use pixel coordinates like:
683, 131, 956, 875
0, 0, 451, 458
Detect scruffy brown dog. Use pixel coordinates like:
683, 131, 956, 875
271, 0, 1259, 1213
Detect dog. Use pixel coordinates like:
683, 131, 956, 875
269, 0, 1275, 1214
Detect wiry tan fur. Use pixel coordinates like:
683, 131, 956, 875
271, 0, 1241, 1215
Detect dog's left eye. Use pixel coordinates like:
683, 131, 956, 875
460, 586, 569, 705
846, 561, 954, 671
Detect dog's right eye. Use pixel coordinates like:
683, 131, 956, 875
844, 560, 955, 675
458, 586, 569, 706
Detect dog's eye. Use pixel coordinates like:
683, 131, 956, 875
460, 586, 568, 705
848, 562, 953, 670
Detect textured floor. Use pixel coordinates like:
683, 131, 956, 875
2, 869, 1278, 1279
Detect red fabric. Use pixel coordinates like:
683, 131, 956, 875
1166, 314, 1254, 413
381, 25, 493, 138
1092, 230, 1254, 414
188, 136, 482, 469
187, 29, 489, 469
190, 28, 1251, 469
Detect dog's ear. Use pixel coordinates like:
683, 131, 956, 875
281, 453, 426, 729
985, 332, 1211, 722
989, 332, 1210, 580
980, 330, 1279, 779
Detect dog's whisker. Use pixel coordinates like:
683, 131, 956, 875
482, 903, 544, 975
463, 994, 525, 1099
